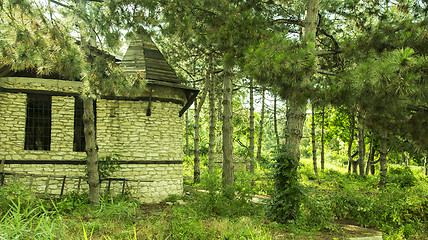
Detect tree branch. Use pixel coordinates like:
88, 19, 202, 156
272, 18, 303, 27
317, 69, 336, 76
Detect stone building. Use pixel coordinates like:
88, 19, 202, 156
0, 36, 198, 203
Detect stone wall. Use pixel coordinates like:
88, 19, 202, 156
0, 77, 185, 203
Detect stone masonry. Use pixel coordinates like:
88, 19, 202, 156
0, 77, 186, 203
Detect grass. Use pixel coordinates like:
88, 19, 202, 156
0, 157, 427, 239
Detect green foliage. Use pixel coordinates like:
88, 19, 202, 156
99, 151, 122, 179
387, 165, 418, 188
269, 145, 305, 223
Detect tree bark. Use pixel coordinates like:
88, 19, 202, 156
357, 110, 365, 177
283, 0, 318, 162
248, 79, 255, 173
379, 132, 388, 188
208, 54, 215, 172
320, 107, 325, 170
222, 66, 234, 189
256, 88, 265, 165
347, 113, 356, 173
365, 132, 374, 175
311, 104, 317, 175
193, 61, 209, 183
424, 155, 427, 176
285, 100, 307, 162
185, 110, 189, 156
83, 98, 100, 205
274, 95, 280, 146
193, 98, 200, 183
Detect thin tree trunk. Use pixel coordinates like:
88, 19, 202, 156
83, 98, 100, 205
78, 0, 100, 205
320, 107, 325, 170
357, 110, 365, 177
424, 155, 427, 176
193, 62, 209, 183
185, 110, 189, 156
216, 87, 223, 154
347, 113, 356, 173
379, 133, 388, 188
248, 79, 255, 173
256, 88, 265, 165
274, 95, 280, 146
193, 98, 200, 183
222, 66, 234, 189
311, 104, 317, 175
365, 132, 374, 175
208, 54, 215, 172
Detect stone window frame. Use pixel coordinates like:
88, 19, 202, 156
24, 94, 52, 151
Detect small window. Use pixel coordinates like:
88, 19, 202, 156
73, 97, 85, 152
73, 97, 96, 152
25, 94, 52, 150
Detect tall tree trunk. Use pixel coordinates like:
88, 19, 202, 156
193, 98, 200, 183
216, 87, 223, 154
285, 100, 307, 161
320, 107, 325, 170
357, 110, 365, 177
424, 155, 427, 176
185, 110, 189, 156
347, 113, 356, 173
256, 88, 266, 165
379, 133, 388, 188
248, 79, 255, 173
193, 63, 209, 184
365, 132, 374, 175
208, 54, 215, 172
78, 0, 100, 205
83, 98, 100, 205
311, 104, 317, 175
222, 66, 234, 189
282, 0, 319, 161
274, 95, 280, 146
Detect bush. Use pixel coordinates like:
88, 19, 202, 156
387, 166, 417, 188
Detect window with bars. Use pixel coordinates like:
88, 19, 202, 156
24, 94, 52, 150
73, 97, 85, 152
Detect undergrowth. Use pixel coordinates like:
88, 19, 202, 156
0, 161, 427, 239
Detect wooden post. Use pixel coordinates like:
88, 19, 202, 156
60, 176, 67, 197
77, 177, 82, 193
121, 180, 126, 196
107, 179, 112, 193
45, 176, 50, 194
29, 175, 34, 189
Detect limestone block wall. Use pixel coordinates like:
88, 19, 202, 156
0, 77, 186, 203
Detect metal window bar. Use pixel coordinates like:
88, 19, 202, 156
24, 94, 52, 150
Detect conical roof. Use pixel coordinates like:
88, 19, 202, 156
121, 35, 181, 84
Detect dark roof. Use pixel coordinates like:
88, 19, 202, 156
121, 36, 181, 84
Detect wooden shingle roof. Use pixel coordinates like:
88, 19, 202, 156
121, 36, 181, 84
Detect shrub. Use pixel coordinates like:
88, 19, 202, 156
387, 166, 417, 188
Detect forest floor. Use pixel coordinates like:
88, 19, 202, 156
139, 202, 384, 240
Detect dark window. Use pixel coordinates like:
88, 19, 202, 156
73, 97, 96, 152
25, 94, 52, 150
73, 97, 85, 152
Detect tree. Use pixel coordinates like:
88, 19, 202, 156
248, 78, 255, 173
256, 87, 266, 164
311, 104, 318, 175
1, 0, 148, 204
